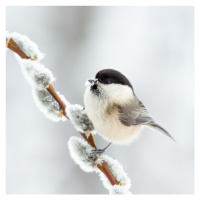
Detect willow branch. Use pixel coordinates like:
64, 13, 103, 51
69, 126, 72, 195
6, 35, 119, 188
6, 37, 97, 147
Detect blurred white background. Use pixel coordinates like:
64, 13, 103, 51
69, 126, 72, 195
6, 6, 194, 194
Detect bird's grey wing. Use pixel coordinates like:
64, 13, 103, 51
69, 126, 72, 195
117, 100, 154, 126
117, 100, 174, 140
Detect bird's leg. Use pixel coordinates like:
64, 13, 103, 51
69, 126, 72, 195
92, 142, 112, 155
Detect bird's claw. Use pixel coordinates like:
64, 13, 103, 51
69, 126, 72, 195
91, 148, 106, 155
91, 143, 112, 156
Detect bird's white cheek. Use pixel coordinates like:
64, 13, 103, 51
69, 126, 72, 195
100, 83, 135, 105
84, 87, 105, 120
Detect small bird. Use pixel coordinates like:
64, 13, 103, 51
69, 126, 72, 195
84, 69, 174, 153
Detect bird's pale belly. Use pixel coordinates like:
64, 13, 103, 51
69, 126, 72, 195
94, 115, 141, 145
87, 106, 141, 145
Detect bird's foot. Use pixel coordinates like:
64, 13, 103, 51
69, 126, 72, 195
91, 143, 111, 155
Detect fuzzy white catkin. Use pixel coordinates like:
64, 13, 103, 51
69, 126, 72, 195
68, 136, 132, 194
68, 136, 98, 173
32, 88, 67, 122
66, 104, 94, 134
109, 185, 132, 195
18, 58, 55, 90
98, 155, 131, 190
6, 32, 44, 61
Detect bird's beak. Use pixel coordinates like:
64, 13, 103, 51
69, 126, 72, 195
85, 78, 98, 87
88, 78, 98, 85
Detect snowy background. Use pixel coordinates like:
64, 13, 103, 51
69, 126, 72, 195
6, 6, 194, 194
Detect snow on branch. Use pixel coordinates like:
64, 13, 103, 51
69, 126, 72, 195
68, 136, 98, 172
6, 32, 44, 61
98, 155, 131, 192
6, 32, 66, 122
68, 136, 132, 194
32, 88, 67, 122
66, 104, 94, 134
16, 55, 67, 121
18, 58, 55, 90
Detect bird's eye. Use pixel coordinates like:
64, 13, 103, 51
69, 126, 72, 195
105, 80, 111, 84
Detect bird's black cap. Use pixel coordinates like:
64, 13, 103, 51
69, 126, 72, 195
95, 69, 133, 90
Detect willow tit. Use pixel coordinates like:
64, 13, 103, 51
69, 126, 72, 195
84, 69, 174, 152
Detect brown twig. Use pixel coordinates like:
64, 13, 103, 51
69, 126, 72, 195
6, 35, 120, 188
79, 132, 97, 149
97, 161, 118, 185
46, 84, 68, 119
6, 38, 29, 59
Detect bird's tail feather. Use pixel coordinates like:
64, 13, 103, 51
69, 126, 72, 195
146, 123, 175, 141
